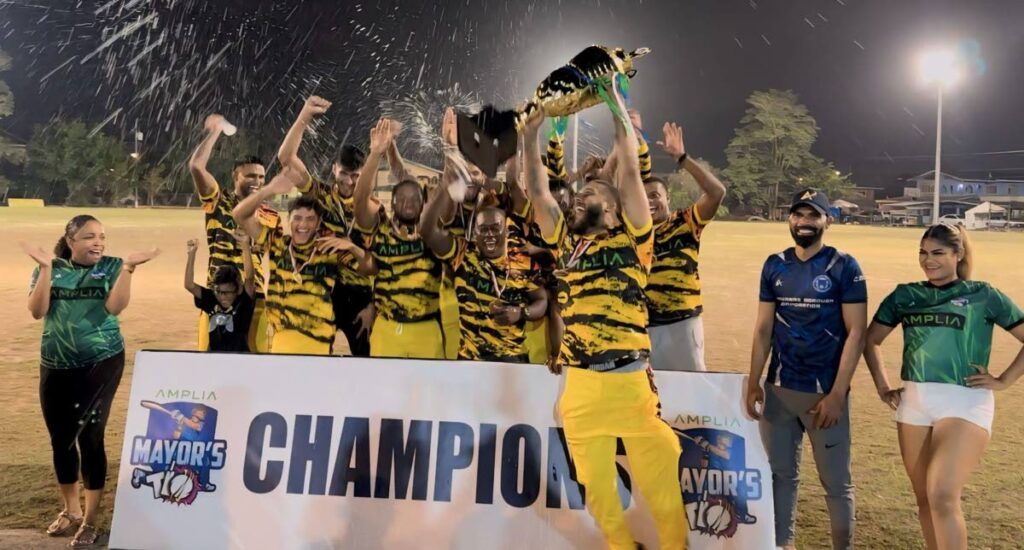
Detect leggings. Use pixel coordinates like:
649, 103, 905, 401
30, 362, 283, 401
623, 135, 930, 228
39, 351, 125, 490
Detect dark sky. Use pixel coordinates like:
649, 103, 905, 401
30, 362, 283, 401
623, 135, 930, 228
2, 0, 1023, 194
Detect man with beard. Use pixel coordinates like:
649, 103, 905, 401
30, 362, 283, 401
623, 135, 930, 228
522, 79, 687, 550
354, 118, 445, 359
189, 114, 280, 352
233, 168, 374, 354
420, 160, 547, 362
746, 188, 867, 550
278, 96, 405, 356
644, 122, 727, 372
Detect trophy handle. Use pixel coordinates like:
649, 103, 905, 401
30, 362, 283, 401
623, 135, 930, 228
628, 47, 651, 59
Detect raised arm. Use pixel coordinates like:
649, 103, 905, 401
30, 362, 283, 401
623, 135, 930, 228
354, 118, 396, 231
419, 158, 459, 259
386, 134, 409, 183
232, 166, 304, 240
657, 122, 727, 221
522, 109, 560, 241
22, 243, 54, 320
236, 230, 256, 297
184, 239, 202, 299
608, 80, 651, 230
189, 114, 226, 198
503, 152, 530, 217
278, 96, 332, 185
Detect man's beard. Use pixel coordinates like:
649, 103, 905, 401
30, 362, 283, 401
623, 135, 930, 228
570, 203, 605, 235
790, 225, 823, 248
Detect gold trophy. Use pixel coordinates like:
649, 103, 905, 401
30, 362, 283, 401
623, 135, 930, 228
458, 45, 650, 177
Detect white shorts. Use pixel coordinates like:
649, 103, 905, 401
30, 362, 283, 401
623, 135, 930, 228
896, 381, 995, 434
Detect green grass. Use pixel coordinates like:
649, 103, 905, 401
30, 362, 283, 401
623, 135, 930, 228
2, 207, 1024, 548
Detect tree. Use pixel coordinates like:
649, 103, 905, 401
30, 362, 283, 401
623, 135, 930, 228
26, 120, 134, 204
140, 163, 170, 206
723, 89, 852, 217
663, 157, 730, 218
0, 47, 25, 197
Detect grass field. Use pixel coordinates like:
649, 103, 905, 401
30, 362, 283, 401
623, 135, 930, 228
2, 206, 1023, 549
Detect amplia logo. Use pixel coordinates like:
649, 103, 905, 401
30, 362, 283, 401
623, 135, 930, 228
129, 397, 227, 505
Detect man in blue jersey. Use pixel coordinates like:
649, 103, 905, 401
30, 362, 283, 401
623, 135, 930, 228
745, 188, 867, 550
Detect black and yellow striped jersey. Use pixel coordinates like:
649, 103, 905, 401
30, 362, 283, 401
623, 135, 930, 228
647, 205, 709, 326
546, 213, 654, 368
257, 226, 348, 346
438, 238, 538, 362
637, 135, 652, 182
296, 176, 379, 289
200, 181, 279, 293
359, 214, 443, 323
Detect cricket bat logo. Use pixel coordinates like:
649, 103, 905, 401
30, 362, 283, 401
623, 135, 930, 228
128, 400, 228, 505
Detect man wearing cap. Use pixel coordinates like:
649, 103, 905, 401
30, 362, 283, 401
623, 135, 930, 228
745, 188, 867, 550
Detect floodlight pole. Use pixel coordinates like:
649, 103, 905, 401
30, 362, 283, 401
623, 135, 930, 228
932, 86, 943, 223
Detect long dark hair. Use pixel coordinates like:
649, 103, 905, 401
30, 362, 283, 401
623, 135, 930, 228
921, 222, 973, 280
54, 215, 99, 260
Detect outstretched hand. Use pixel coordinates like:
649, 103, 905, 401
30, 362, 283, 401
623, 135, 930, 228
21, 242, 55, 267
656, 122, 686, 160
442, 107, 458, 146
369, 118, 397, 155
124, 248, 161, 269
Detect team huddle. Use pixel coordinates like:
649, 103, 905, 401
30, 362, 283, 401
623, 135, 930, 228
22, 77, 1024, 550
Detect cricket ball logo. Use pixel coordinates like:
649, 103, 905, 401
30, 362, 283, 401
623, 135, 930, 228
675, 427, 761, 538
129, 400, 227, 505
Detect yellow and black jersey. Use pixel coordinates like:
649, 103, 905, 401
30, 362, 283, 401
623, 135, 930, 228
257, 226, 347, 346
647, 205, 709, 326
439, 238, 538, 362
546, 213, 654, 368
359, 214, 443, 323
200, 181, 279, 292
297, 176, 380, 289
637, 135, 653, 183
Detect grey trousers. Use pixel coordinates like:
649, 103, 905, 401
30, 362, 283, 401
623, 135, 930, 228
649, 316, 706, 372
760, 384, 855, 549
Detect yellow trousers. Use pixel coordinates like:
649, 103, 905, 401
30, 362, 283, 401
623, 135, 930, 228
197, 298, 269, 353
370, 317, 445, 359
440, 283, 460, 359
559, 367, 688, 550
524, 318, 550, 364
270, 329, 331, 355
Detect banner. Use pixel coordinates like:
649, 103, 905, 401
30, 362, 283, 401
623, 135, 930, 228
110, 351, 773, 549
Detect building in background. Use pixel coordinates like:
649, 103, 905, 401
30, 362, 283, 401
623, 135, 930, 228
876, 171, 1024, 227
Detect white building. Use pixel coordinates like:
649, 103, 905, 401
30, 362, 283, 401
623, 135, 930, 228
878, 171, 1024, 226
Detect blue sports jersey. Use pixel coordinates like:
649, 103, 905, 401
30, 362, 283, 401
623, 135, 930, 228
759, 246, 867, 393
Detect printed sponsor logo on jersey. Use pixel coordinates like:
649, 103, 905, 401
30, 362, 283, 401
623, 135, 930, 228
51, 287, 106, 300
812, 275, 833, 293
951, 297, 969, 307
129, 399, 227, 505
902, 312, 965, 329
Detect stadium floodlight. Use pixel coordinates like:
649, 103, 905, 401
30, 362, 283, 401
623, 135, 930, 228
917, 46, 967, 223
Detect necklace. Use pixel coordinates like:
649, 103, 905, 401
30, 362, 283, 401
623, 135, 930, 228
287, 241, 318, 284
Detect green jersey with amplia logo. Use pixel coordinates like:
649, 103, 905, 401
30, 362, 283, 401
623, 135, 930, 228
873, 280, 1024, 386
31, 257, 125, 369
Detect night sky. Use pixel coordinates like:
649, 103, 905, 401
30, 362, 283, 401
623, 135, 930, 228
2, 0, 1023, 194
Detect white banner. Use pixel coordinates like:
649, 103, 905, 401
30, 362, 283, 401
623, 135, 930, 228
110, 351, 773, 549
